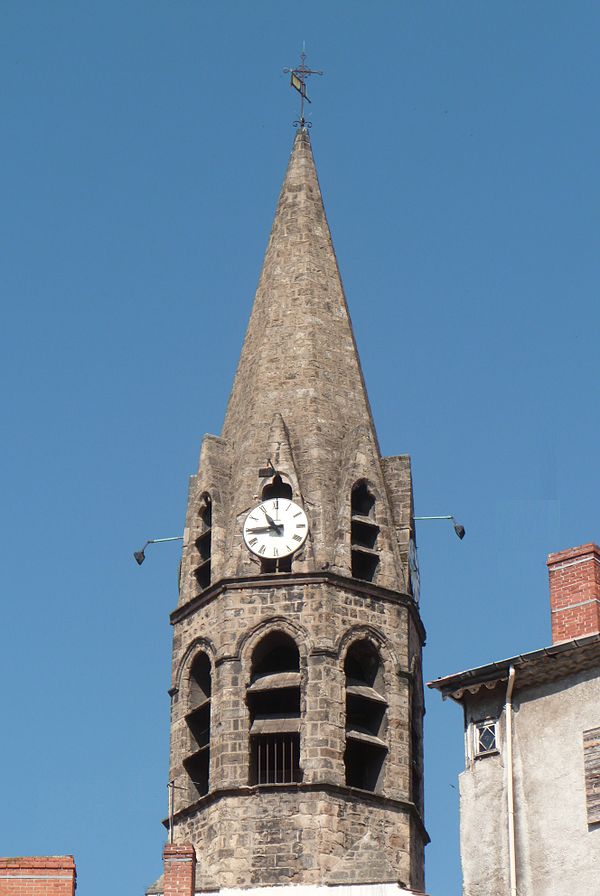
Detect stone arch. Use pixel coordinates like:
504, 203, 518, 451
174, 636, 217, 696
337, 624, 398, 673
236, 615, 311, 680
240, 619, 306, 787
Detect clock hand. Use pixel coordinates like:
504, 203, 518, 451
262, 510, 283, 531
246, 526, 277, 534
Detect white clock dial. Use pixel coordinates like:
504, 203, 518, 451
243, 498, 309, 559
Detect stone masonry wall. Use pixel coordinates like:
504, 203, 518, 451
167, 577, 426, 890
174, 788, 415, 891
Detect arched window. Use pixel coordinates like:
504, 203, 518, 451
183, 652, 211, 797
344, 640, 387, 792
195, 494, 212, 590
350, 482, 380, 582
247, 631, 301, 785
260, 475, 293, 573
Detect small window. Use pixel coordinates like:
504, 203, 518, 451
248, 632, 302, 785
351, 482, 379, 582
474, 719, 498, 757
195, 495, 212, 590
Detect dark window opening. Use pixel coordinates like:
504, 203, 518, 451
344, 739, 386, 791
351, 482, 379, 583
248, 632, 302, 785
252, 632, 300, 678
351, 481, 375, 517
195, 495, 212, 590
345, 639, 383, 690
344, 640, 387, 792
410, 661, 424, 812
260, 555, 292, 574
249, 687, 300, 717
346, 692, 386, 737
351, 518, 379, 549
262, 474, 293, 501
351, 550, 379, 582
185, 653, 211, 797
411, 720, 423, 811
250, 733, 301, 785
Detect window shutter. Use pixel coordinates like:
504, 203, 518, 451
583, 727, 600, 825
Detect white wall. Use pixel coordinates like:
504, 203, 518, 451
459, 667, 600, 896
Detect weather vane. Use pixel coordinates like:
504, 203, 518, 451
283, 46, 323, 128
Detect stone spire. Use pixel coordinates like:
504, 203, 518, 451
222, 129, 376, 450
219, 129, 403, 578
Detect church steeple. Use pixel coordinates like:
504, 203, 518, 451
160, 128, 427, 896
192, 129, 409, 588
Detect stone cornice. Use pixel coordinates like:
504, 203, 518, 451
171, 570, 426, 642
164, 780, 429, 844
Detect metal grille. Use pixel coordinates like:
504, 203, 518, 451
252, 733, 301, 785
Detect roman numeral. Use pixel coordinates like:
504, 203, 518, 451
249, 537, 258, 546
273, 547, 278, 557
293, 534, 302, 542
293, 512, 302, 518
274, 499, 278, 510
296, 523, 306, 528
259, 545, 266, 555
286, 545, 292, 553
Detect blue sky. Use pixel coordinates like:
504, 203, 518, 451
2, 3, 599, 894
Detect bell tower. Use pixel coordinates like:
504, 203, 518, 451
157, 128, 428, 895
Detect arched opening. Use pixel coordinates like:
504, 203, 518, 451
261, 474, 293, 501
344, 639, 387, 792
195, 494, 212, 590
247, 632, 301, 785
183, 652, 212, 797
350, 482, 379, 582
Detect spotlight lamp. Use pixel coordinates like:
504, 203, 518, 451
133, 535, 184, 565
413, 515, 466, 540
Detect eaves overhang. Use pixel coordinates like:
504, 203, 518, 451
427, 632, 600, 702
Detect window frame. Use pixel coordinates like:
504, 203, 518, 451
472, 718, 499, 759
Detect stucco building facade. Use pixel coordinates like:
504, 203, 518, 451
429, 542, 600, 896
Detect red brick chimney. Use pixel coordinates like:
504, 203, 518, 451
0, 857, 76, 896
163, 844, 196, 896
547, 543, 600, 643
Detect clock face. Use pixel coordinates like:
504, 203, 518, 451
243, 498, 309, 559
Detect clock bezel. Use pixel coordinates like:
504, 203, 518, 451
243, 498, 309, 560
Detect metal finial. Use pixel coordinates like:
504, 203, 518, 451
283, 47, 323, 128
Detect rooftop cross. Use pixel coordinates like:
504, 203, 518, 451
283, 47, 323, 128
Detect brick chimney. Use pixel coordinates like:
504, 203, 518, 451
163, 844, 196, 896
0, 857, 76, 896
547, 543, 600, 643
